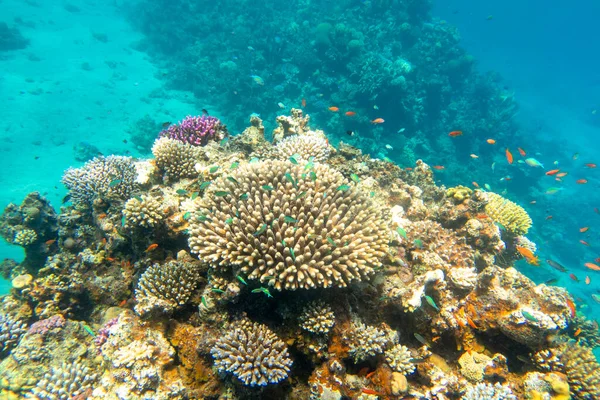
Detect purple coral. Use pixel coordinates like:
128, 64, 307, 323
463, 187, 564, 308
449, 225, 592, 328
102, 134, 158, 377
94, 317, 119, 350
28, 314, 66, 335
160, 115, 227, 146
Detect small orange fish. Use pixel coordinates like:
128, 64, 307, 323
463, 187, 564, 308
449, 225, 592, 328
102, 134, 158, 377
585, 163, 597, 168
361, 389, 381, 396
584, 262, 600, 271
466, 316, 479, 329
546, 215, 553, 220
328, 106, 339, 112
576, 179, 588, 184
570, 273, 579, 282
145, 243, 159, 252
97, 213, 108, 219
580, 240, 590, 246
472, 181, 480, 188
345, 111, 356, 116
585, 276, 591, 285
106, 257, 116, 262
505, 148, 513, 164
449, 130, 463, 137
545, 169, 560, 176
487, 139, 496, 144
518, 147, 526, 156
405, 167, 413, 171
516, 246, 540, 265
301, 98, 306, 108
574, 328, 582, 337
45, 239, 56, 246
476, 214, 489, 220
566, 298, 576, 317
432, 165, 445, 170
557, 172, 568, 177
371, 118, 385, 124
119, 299, 128, 307
580, 227, 589, 233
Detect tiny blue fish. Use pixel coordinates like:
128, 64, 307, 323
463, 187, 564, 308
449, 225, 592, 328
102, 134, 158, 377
283, 216, 297, 223
209, 166, 220, 174
289, 155, 299, 165
230, 161, 239, 170
295, 191, 307, 199
183, 212, 191, 220
227, 176, 239, 184
211, 288, 225, 294
350, 174, 360, 183
199, 181, 212, 190
249, 157, 260, 163
236, 275, 248, 285
134, 195, 143, 202
109, 179, 122, 187
215, 191, 230, 197
414, 239, 423, 249
176, 189, 188, 195
396, 227, 407, 239
289, 247, 296, 261
254, 223, 267, 237
239, 193, 249, 200
326, 237, 336, 247
225, 217, 233, 225
191, 191, 199, 200
262, 185, 274, 191
424, 295, 439, 311
336, 184, 350, 191
522, 310, 538, 322
201, 296, 208, 308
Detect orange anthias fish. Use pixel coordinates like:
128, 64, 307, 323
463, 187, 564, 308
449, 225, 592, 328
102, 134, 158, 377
516, 246, 539, 265
585, 276, 591, 285
570, 273, 579, 282
545, 169, 560, 176
518, 147, 526, 156
449, 130, 463, 137
145, 243, 159, 252
487, 139, 496, 144
328, 106, 339, 112
301, 98, 306, 108
585, 163, 597, 168
371, 118, 385, 124
505, 148, 513, 164
432, 165, 445, 170
580, 227, 589, 233
345, 111, 356, 116
566, 298, 576, 317
580, 240, 590, 246
585, 262, 600, 271
576, 179, 588, 184
557, 172, 568, 178
472, 181, 480, 188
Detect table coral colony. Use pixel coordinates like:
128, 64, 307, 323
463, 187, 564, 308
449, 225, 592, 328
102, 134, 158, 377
0, 110, 598, 399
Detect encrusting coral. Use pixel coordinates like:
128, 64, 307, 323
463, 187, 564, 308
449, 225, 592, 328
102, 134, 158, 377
134, 260, 201, 316
188, 159, 389, 290
484, 191, 532, 235
210, 320, 293, 386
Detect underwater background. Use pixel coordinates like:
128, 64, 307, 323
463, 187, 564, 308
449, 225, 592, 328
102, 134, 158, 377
0, 0, 599, 398
2, 0, 598, 319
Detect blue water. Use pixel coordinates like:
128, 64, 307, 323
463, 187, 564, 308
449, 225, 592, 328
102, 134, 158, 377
1, 0, 598, 324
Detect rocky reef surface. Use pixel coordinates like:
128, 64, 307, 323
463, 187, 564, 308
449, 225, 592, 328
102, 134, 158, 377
0, 111, 597, 399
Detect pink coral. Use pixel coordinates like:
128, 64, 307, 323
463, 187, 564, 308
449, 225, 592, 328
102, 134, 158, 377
160, 115, 227, 146
28, 314, 66, 335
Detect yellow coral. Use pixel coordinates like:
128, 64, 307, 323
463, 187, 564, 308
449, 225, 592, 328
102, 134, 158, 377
484, 192, 532, 235
446, 185, 473, 203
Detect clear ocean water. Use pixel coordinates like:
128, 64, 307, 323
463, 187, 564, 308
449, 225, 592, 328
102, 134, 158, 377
1, 0, 599, 379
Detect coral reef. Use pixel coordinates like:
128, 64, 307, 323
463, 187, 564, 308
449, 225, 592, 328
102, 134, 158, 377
159, 115, 227, 147
210, 320, 292, 386
484, 192, 532, 236
188, 159, 389, 290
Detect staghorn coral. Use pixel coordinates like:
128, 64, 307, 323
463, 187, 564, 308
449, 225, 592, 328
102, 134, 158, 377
134, 260, 201, 316
123, 195, 165, 229
484, 192, 532, 236
273, 134, 330, 162
151, 137, 203, 180
210, 320, 292, 386
343, 321, 397, 362
62, 155, 137, 207
299, 301, 335, 335
27, 360, 96, 399
13, 229, 37, 247
189, 160, 389, 290
561, 342, 600, 400
462, 382, 517, 400
160, 115, 227, 147
385, 344, 415, 375
0, 314, 27, 355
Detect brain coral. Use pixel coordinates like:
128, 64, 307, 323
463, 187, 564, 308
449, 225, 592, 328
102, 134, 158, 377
484, 192, 532, 235
188, 160, 389, 290
273, 134, 330, 162
210, 320, 292, 386
151, 137, 203, 181
62, 155, 137, 207
134, 260, 201, 316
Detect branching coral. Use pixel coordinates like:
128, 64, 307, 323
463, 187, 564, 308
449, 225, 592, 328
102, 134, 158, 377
134, 261, 201, 316
385, 344, 415, 375
27, 360, 96, 399
13, 229, 37, 247
343, 321, 397, 362
160, 115, 227, 146
210, 320, 292, 386
0, 313, 27, 355
484, 192, 532, 235
62, 155, 137, 207
123, 195, 164, 229
299, 301, 335, 335
151, 137, 203, 180
188, 160, 389, 290
273, 134, 330, 162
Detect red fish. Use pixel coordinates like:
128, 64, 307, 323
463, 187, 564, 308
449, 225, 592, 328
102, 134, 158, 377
301, 98, 306, 108
585, 276, 591, 285
577, 179, 588, 184
345, 111, 356, 116
570, 273, 579, 282
328, 106, 339, 112
371, 118, 385, 124
505, 148, 513, 164
580, 240, 590, 246
145, 243, 159, 252
487, 139, 496, 144
595, 257, 600, 264
449, 130, 463, 137
546, 215, 553, 220
518, 147, 526, 156
580, 227, 589, 233
472, 181, 480, 188
545, 169, 560, 176
432, 165, 445, 170
585, 262, 600, 271
585, 163, 597, 168
566, 299, 576, 317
